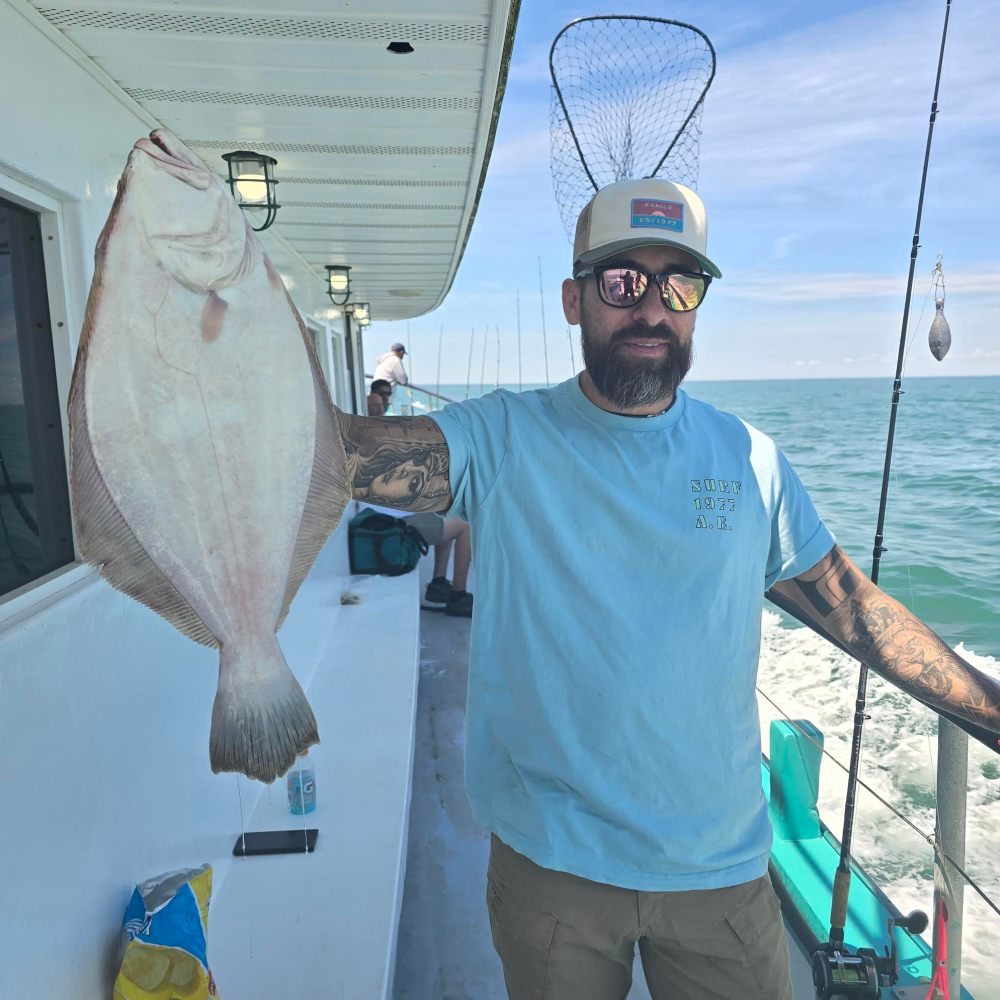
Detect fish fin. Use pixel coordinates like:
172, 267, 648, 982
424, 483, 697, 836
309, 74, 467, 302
276, 314, 352, 630
210, 637, 318, 782
69, 368, 218, 648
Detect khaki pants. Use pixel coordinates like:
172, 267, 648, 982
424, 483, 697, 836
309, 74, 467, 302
486, 836, 793, 1000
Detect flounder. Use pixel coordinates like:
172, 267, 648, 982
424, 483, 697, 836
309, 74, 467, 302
68, 129, 349, 782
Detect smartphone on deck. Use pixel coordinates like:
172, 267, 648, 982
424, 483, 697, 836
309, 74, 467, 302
232, 828, 318, 856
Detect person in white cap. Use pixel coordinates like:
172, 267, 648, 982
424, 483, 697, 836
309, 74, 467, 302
332, 178, 1000, 1000
371, 341, 409, 389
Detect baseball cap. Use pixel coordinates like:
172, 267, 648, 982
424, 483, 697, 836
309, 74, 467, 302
573, 178, 722, 278
391, 342, 406, 354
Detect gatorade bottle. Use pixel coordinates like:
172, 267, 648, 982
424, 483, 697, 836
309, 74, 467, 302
286, 751, 316, 815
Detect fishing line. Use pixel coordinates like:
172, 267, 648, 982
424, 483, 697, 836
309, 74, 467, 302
901, 268, 938, 370
538, 257, 550, 387
235, 774, 247, 859
479, 321, 489, 396
756, 688, 1000, 920
435, 324, 443, 398
299, 765, 309, 854
883, 453, 941, 800
516, 291, 523, 393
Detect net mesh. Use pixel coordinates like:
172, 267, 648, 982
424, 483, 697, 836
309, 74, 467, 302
549, 16, 716, 240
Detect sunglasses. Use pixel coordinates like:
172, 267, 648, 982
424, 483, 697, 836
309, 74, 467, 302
575, 265, 712, 312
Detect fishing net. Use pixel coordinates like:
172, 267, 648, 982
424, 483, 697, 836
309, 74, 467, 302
549, 16, 716, 240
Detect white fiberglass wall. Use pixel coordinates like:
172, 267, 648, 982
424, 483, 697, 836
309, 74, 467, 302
0, 4, 361, 995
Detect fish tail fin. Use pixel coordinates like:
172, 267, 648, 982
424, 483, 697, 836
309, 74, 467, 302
210, 637, 319, 783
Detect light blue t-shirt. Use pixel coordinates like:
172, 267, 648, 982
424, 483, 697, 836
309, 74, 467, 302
429, 377, 834, 891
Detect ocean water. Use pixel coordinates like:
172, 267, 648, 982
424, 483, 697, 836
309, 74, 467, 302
422, 375, 1000, 997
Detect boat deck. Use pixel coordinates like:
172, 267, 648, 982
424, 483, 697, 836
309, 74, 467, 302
392, 606, 816, 999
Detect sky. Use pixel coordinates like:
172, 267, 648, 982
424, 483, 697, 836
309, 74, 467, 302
362, 0, 1000, 388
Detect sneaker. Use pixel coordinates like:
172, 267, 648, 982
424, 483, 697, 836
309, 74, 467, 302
421, 576, 453, 611
444, 590, 473, 618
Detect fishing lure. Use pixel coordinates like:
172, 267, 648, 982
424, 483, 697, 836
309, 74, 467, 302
928, 255, 951, 361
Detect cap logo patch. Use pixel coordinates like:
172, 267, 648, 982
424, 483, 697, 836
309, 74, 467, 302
631, 198, 684, 233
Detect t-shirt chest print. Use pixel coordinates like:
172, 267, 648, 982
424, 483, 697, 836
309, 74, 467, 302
690, 476, 741, 531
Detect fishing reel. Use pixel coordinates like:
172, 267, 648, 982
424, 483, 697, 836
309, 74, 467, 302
812, 910, 928, 999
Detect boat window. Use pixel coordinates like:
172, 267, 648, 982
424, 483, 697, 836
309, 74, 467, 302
328, 326, 347, 407
0, 196, 74, 599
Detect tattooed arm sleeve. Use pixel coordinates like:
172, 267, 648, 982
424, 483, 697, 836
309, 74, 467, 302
335, 411, 452, 513
769, 545, 1000, 735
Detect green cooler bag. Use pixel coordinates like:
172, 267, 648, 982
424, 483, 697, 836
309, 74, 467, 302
348, 507, 429, 576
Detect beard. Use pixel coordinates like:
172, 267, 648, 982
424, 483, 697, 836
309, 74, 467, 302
580, 316, 693, 411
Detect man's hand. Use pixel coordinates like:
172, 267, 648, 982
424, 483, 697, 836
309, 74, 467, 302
336, 411, 452, 513
769, 546, 1000, 738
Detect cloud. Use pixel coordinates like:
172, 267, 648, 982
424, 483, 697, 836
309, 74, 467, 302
488, 127, 551, 176
510, 40, 556, 87
722, 268, 1000, 302
700, 1, 1000, 195
772, 235, 795, 260
964, 347, 1000, 361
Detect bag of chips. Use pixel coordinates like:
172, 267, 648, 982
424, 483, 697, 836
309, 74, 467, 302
113, 864, 219, 999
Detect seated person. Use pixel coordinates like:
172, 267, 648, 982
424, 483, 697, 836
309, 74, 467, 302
366, 379, 393, 416
420, 517, 473, 618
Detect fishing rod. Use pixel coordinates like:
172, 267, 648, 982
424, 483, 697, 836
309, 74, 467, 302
464, 326, 475, 400
807, 3, 957, 995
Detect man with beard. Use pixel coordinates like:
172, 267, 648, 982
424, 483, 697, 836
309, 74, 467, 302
334, 178, 1000, 1000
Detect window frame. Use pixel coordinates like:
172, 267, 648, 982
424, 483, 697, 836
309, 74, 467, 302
0, 175, 85, 618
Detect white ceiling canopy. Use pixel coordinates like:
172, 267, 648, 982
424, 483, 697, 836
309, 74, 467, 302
31, 0, 520, 322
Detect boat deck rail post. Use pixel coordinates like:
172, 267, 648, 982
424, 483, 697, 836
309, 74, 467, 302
932, 717, 969, 999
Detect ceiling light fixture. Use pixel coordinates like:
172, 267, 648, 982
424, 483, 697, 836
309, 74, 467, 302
325, 265, 352, 306
221, 150, 280, 231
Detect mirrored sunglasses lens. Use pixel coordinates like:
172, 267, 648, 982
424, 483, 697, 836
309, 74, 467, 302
662, 273, 706, 312
600, 268, 648, 306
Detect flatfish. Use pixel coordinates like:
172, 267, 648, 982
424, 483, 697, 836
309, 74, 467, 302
68, 129, 349, 782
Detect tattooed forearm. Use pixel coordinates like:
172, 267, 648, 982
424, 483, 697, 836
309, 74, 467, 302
788, 553, 861, 617
771, 546, 1000, 733
847, 597, 1000, 726
336, 411, 452, 512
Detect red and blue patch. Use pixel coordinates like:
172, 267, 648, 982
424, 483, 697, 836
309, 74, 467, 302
631, 198, 684, 233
